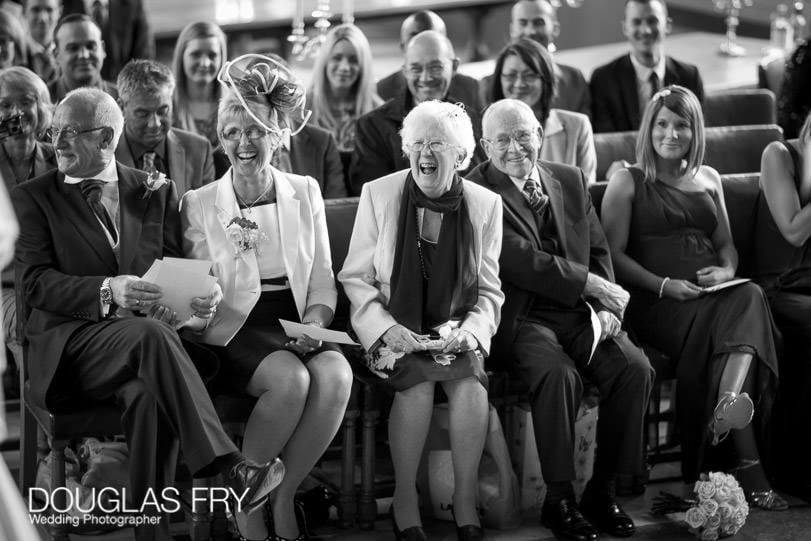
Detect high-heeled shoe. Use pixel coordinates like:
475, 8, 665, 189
709, 391, 754, 446
729, 459, 789, 511
456, 524, 484, 540
229, 495, 272, 541
390, 505, 428, 541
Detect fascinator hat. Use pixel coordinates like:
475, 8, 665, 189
217, 53, 311, 136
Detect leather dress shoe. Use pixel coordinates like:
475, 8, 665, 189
456, 524, 484, 540
226, 457, 285, 514
580, 490, 635, 537
541, 498, 597, 541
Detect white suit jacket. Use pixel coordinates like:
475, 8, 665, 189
338, 169, 505, 354
181, 167, 337, 346
541, 109, 597, 185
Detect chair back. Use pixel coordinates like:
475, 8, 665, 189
325, 197, 360, 331
704, 89, 776, 127
758, 52, 787, 101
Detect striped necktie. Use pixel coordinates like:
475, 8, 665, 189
523, 178, 549, 218
80, 179, 117, 244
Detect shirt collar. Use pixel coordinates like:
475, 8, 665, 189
629, 52, 665, 86
63, 159, 119, 184
509, 164, 541, 193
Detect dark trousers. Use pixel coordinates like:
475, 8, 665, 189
61, 317, 237, 541
512, 307, 653, 485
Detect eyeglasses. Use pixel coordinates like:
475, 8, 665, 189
221, 126, 282, 143
483, 130, 539, 151
405, 62, 448, 77
48, 125, 105, 141
500, 71, 542, 84
405, 140, 455, 153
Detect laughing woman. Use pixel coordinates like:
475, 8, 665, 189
181, 58, 352, 540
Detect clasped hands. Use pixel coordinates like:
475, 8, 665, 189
109, 275, 221, 328
381, 324, 478, 354
661, 266, 735, 301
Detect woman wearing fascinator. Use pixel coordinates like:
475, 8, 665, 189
180, 55, 352, 540
601, 85, 786, 510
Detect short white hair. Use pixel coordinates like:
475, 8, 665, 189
61, 87, 124, 148
400, 100, 476, 170
481, 98, 541, 138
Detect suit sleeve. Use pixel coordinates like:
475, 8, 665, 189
201, 141, 216, 186
179, 189, 211, 261
304, 177, 338, 312
337, 184, 399, 349
575, 69, 592, 118
589, 67, 615, 133
322, 133, 348, 198
577, 119, 597, 185
12, 185, 105, 321
349, 114, 394, 196
460, 195, 504, 356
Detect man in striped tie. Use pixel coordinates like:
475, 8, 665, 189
468, 99, 652, 541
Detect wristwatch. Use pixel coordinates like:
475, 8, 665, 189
100, 277, 113, 306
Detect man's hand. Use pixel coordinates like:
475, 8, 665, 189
441, 328, 479, 353
191, 282, 222, 319
382, 324, 428, 354
110, 275, 162, 311
146, 304, 178, 327
696, 266, 734, 287
583, 273, 630, 316
596, 310, 621, 342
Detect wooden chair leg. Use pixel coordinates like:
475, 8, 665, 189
210, 474, 229, 541
339, 409, 358, 528
49, 440, 69, 541
187, 477, 212, 541
19, 405, 38, 493
358, 403, 378, 530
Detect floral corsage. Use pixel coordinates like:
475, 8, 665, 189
652, 471, 748, 540
142, 171, 169, 199
225, 217, 267, 257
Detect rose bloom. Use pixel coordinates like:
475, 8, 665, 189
685, 506, 708, 529
717, 502, 734, 519
700, 498, 719, 516
706, 512, 721, 530
696, 481, 716, 500
225, 223, 246, 245
700, 527, 719, 541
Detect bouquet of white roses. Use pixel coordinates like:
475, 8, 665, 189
652, 472, 748, 540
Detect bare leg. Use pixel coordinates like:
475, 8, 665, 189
237, 351, 310, 539
271, 350, 353, 539
442, 377, 488, 527
390, 381, 435, 530
711, 352, 755, 444
717, 352, 753, 400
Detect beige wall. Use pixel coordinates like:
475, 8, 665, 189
669, 0, 800, 26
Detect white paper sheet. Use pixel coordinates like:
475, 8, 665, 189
141, 258, 215, 321
702, 277, 751, 294
279, 319, 360, 345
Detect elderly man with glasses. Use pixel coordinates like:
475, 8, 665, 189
468, 98, 653, 541
12, 87, 285, 541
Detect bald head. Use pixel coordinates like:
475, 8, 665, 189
402, 30, 458, 104
400, 10, 446, 49
482, 99, 542, 179
510, 0, 559, 48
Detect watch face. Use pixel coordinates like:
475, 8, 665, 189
101, 286, 113, 304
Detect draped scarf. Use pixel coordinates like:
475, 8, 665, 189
388, 172, 479, 334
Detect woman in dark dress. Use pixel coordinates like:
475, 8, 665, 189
601, 85, 786, 509
756, 111, 811, 498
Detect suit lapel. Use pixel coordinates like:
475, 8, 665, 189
538, 162, 569, 258
115, 132, 137, 168
275, 168, 300, 277
663, 56, 678, 86
619, 55, 641, 129
118, 165, 150, 272
167, 130, 187, 193
55, 172, 118, 273
483, 162, 542, 248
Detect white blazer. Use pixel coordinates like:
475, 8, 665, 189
338, 170, 505, 355
541, 108, 597, 185
181, 167, 337, 346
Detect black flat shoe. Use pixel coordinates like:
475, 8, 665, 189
580, 491, 635, 537
390, 505, 428, 541
456, 524, 484, 540
540, 498, 597, 541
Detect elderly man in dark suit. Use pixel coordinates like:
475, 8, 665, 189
375, 10, 481, 111
590, 0, 703, 133
350, 30, 485, 194
115, 59, 214, 195
468, 99, 652, 541
12, 88, 283, 541
62, 0, 154, 81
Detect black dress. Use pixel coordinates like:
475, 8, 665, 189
623, 167, 779, 481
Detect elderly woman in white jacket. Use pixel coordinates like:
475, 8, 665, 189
181, 57, 352, 541
339, 100, 504, 541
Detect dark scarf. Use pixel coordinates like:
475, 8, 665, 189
388, 172, 478, 333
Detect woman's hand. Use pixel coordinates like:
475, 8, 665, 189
382, 324, 428, 354
147, 304, 178, 326
441, 328, 478, 353
695, 266, 734, 287
286, 333, 323, 356
663, 279, 703, 301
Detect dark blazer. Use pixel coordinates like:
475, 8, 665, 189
479, 62, 591, 117
115, 127, 215, 195
349, 90, 486, 195
290, 125, 347, 198
589, 53, 704, 133
466, 159, 613, 358
63, 0, 155, 81
376, 71, 483, 112
11, 162, 181, 408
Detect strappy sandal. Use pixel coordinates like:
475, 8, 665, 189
709, 391, 754, 446
729, 459, 789, 511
